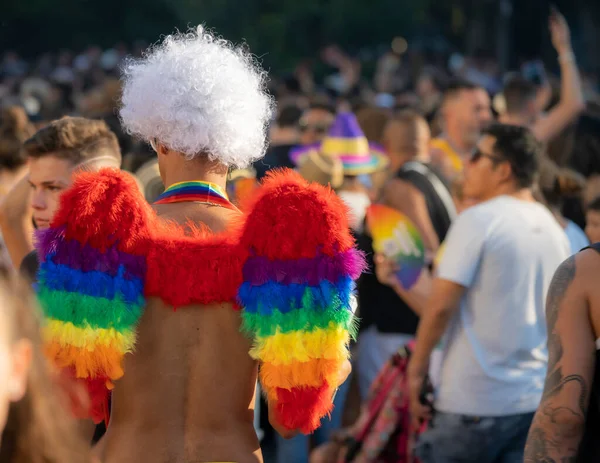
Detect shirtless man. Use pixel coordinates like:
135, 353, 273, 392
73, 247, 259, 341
524, 245, 600, 461
36, 27, 358, 463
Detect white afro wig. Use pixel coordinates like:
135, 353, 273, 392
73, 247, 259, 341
120, 26, 274, 168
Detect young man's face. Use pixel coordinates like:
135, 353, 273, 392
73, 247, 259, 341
585, 210, 600, 244
446, 88, 493, 147
28, 156, 74, 230
462, 135, 507, 201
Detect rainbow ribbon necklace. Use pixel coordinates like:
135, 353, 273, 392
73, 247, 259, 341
154, 180, 238, 210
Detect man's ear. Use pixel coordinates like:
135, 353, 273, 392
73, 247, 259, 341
157, 142, 168, 157
497, 160, 513, 184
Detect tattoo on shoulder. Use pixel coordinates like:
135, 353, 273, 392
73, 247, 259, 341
543, 256, 576, 397
546, 255, 576, 331
524, 255, 588, 462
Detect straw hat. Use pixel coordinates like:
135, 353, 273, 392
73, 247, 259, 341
297, 150, 344, 189
291, 112, 389, 176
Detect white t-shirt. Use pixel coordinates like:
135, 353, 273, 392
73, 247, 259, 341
435, 196, 570, 416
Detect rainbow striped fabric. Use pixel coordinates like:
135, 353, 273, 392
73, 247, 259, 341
35, 169, 149, 423
237, 170, 366, 434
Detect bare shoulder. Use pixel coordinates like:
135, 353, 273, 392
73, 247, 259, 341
546, 249, 600, 324
383, 178, 421, 204
567, 248, 600, 292
548, 251, 592, 300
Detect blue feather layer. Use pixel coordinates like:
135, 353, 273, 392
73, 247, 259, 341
38, 257, 144, 304
238, 276, 354, 316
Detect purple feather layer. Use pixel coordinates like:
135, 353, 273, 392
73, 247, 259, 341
242, 249, 366, 286
35, 227, 64, 264
35, 226, 146, 280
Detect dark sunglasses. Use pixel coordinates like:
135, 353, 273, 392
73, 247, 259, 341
471, 148, 505, 165
298, 121, 330, 134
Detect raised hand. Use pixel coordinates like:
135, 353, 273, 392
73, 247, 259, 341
549, 6, 571, 54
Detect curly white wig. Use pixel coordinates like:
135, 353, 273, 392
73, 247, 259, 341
120, 26, 274, 168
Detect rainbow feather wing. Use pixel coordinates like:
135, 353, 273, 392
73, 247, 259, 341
238, 169, 366, 434
35, 169, 152, 424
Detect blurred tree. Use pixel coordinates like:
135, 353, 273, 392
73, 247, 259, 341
0, 0, 597, 73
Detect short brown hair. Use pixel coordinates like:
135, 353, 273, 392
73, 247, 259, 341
356, 107, 390, 144
386, 110, 428, 156
23, 116, 121, 167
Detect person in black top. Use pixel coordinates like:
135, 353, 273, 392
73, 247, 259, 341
381, 111, 455, 255
355, 110, 455, 397
524, 244, 600, 461
254, 105, 302, 180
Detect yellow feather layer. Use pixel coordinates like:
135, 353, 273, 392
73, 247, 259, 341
43, 319, 136, 354
249, 324, 349, 366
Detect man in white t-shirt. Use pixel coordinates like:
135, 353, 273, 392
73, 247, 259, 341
409, 124, 571, 462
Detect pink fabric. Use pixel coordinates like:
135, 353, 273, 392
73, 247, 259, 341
342, 342, 426, 463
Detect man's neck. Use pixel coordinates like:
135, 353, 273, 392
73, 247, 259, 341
481, 186, 535, 203
163, 165, 227, 192
391, 151, 429, 172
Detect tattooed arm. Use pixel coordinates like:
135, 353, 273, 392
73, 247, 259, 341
524, 252, 596, 462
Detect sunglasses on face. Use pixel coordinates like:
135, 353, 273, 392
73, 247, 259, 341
471, 148, 504, 165
298, 121, 330, 134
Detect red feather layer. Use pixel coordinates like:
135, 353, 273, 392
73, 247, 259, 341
146, 232, 244, 308
51, 168, 155, 254
239, 169, 355, 260
270, 384, 335, 434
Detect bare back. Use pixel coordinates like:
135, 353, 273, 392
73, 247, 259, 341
102, 203, 262, 463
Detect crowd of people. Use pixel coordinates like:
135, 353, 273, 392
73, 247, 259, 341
1, 6, 600, 463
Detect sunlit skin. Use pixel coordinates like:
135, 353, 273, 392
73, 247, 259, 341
447, 88, 493, 150
28, 156, 74, 230
0, 304, 32, 445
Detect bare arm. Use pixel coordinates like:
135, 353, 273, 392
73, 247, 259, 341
383, 179, 440, 254
0, 174, 34, 269
407, 278, 466, 424
532, 11, 585, 143
408, 279, 465, 378
524, 253, 596, 461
